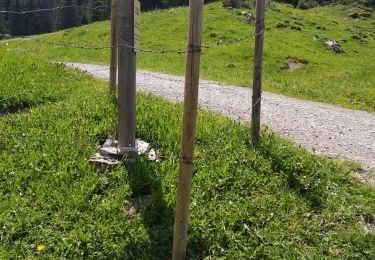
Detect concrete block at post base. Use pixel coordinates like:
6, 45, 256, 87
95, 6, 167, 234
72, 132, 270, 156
89, 137, 157, 167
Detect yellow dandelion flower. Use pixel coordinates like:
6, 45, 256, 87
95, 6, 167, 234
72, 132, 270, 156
37, 244, 46, 252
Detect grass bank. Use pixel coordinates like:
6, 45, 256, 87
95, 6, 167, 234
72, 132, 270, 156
1, 48, 375, 258
2, 1, 375, 112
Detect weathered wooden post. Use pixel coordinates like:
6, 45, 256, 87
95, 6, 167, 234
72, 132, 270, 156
109, 0, 118, 95
117, 0, 140, 154
251, 0, 266, 146
172, 0, 204, 258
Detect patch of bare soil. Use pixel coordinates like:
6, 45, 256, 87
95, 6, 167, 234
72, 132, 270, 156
286, 58, 307, 70
124, 194, 154, 222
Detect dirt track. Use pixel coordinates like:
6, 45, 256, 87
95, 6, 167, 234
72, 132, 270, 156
68, 63, 375, 172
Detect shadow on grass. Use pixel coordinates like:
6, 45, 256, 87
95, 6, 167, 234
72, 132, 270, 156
0, 96, 59, 115
0, 101, 34, 115
256, 132, 329, 210
125, 158, 175, 259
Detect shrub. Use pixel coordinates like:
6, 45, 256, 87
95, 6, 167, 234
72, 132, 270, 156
222, 0, 256, 8
298, 0, 319, 9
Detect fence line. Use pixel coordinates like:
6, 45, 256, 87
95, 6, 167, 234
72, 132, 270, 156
19, 33, 254, 55
0, 77, 245, 165
0, 11, 259, 165
0, 4, 108, 15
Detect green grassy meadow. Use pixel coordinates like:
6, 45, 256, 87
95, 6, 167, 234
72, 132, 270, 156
2, 1, 375, 112
1, 44, 375, 258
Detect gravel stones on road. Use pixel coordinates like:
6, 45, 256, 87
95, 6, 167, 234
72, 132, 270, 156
67, 63, 375, 172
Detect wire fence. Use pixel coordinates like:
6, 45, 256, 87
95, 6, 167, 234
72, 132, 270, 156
0, 5, 261, 166
0, 70, 253, 165
1, 1, 262, 56
21, 32, 257, 55
0, 4, 109, 15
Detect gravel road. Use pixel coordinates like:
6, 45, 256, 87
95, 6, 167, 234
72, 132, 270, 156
68, 63, 375, 172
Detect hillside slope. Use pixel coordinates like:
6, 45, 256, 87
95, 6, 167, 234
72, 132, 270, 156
2, 1, 375, 112
1, 47, 375, 259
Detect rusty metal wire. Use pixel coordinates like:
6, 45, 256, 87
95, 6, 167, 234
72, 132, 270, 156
0, 4, 108, 14
21, 31, 257, 55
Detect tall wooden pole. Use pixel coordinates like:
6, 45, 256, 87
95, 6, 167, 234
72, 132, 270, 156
117, 0, 136, 151
251, 0, 266, 146
109, 0, 118, 95
172, 0, 204, 259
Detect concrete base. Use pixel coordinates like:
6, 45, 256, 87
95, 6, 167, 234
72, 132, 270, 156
88, 137, 157, 167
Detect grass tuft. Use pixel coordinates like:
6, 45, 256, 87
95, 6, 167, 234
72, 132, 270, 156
1, 48, 374, 258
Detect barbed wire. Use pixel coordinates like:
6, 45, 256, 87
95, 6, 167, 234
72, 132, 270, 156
1, 93, 258, 166
194, 96, 261, 163
0, 18, 263, 165
25, 37, 191, 54
0, 4, 109, 15
19, 31, 259, 55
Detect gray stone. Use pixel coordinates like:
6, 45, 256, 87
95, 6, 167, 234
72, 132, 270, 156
88, 153, 120, 166
325, 40, 344, 53
148, 149, 157, 161
349, 12, 359, 19
136, 139, 151, 155
245, 13, 255, 24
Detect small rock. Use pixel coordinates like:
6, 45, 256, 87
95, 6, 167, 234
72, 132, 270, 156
349, 12, 360, 19
102, 137, 117, 147
325, 40, 344, 54
245, 13, 255, 24
362, 214, 375, 234
127, 206, 137, 221
137, 139, 150, 155
88, 153, 120, 166
148, 149, 157, 161
100, 146, 119, 156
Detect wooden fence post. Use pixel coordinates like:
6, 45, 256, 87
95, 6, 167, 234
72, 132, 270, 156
117, 0, 136, 152
109, 0, 118, 95
172, 0, 204, 259
251, 0, 266, 146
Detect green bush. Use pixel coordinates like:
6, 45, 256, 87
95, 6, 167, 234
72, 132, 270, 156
298, 0, 319, 9
222, 0, 255, 8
